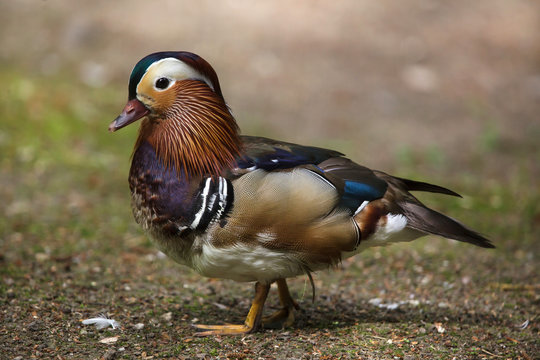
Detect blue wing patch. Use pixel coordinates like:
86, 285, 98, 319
340, 180, 385, 211
316, 157, 388, 213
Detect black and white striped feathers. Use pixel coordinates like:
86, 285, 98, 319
187, 177, 234, 232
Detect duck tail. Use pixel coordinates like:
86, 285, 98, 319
395, 177, 462, 197
399, 201, 495, 248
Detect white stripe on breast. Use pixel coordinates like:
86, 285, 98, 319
190, 178, 212, 229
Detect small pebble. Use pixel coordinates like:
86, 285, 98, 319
161, 312, 173, 321
99, 336, 119, 344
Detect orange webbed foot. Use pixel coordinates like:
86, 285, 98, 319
193, 282, 270, 336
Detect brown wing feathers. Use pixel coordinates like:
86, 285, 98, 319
374, 171, 494, 248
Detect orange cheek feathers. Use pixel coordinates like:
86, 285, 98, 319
136, 81, 177, 115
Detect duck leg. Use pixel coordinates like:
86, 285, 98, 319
194, 281, 270, 336
262, 278, 300, 329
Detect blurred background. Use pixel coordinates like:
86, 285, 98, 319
2, 1, 539, 164
0, 0, 538, 358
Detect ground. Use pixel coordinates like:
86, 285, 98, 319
0, 1, 539, 359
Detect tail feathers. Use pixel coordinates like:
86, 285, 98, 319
395, 177, 462, 198
399, 202, 495, 248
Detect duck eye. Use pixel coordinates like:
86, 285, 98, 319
155, 77, 170, 90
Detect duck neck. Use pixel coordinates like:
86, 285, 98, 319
134, 80, 242, 178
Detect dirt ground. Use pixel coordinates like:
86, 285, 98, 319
1, 1, 539, 359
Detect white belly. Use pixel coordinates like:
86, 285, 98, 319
190, 239, 307, 283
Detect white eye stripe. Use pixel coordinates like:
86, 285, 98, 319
143, 57, 214, 92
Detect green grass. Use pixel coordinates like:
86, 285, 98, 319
1, 68, 538, 359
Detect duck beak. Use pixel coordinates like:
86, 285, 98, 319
109, 99, 150, 132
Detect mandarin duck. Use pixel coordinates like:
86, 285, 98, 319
109, 51, 494, 336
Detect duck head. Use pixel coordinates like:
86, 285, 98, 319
110, 51, 241, 177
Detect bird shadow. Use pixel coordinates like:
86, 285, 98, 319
181, 292, 502, 333
292, 297, 502, 331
